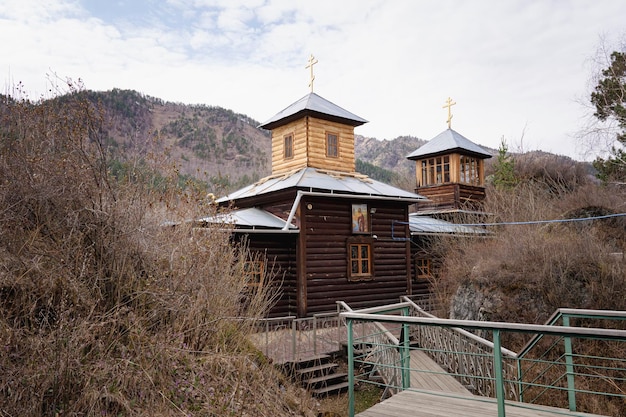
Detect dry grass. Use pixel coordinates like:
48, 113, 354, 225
0, 86, 316, 416
429, 181, 625, 415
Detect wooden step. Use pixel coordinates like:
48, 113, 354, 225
305, 371, 349, 389
295, 362, 338, 379
281, 354, 331, 374
311, 380, 350, 397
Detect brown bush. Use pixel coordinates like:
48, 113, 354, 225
0, 85, 310, 416
431, 181, 625, 415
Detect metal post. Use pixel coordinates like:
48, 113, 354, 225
517, 357, 524, 403
493, 329, 506, 417
562, 315, 577, 411
347, 318, 355, 417
402, 307, 411, 389
264, 319, 269, 357
313, 315, 317, 355
291, 319, 297, 361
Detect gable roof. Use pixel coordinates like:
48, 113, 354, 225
406, 128, 492, 160
216, 167, 425, 203
259, 92, 368, 130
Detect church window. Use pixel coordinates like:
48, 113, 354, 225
460, 156, 481, 185
243, 260, 265, 288
415, 258, 431, 280
347, 237, 374, 281
421, 156, 450, 186
326, 132, 338, 157
284, 134, 293, 159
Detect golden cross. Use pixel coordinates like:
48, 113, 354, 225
305, 54, 318, 92
442, 97, 457, 129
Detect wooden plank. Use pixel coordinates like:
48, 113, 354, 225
356, 390, 609, 417
409, 350, 472, 395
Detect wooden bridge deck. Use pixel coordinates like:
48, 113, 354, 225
409, 349, 472, 395
358, 350, 607, 417
356, 389, 608, 417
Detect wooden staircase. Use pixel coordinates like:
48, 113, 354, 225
282, 354, 349, 397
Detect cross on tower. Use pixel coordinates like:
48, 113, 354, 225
442, 97, 457, 129
306, 54, 318, 92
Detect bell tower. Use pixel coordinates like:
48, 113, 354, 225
259, 55, 367, 176
406, 98, 492, 213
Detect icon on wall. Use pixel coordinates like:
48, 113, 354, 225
352, 204, 368, 233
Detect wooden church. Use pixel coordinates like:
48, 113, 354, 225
205, 57, 493, 317
209, 57, 426, 317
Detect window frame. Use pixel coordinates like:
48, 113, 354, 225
243, 260, 265, 288
347, 236, 374, 281
283, 134, 294, 159
460, 155, 481, 185
415, 257, 432, 281
326, 132, 339, 158
420, 156, 450, 186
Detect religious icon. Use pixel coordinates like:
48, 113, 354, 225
352, 204, 368, 233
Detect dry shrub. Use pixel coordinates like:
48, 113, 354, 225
0, 86, 312, 416
431, 181, 625, 415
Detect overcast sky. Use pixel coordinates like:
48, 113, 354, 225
2, 0, 625, 160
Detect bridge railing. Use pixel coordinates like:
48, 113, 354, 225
250, 310, 346, 363
516, 308, 626, 413
401, 296, 519, 400
341, 307, 626, 417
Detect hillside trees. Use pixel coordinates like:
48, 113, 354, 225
0, 85, 308, 416
590, 48, 626, 183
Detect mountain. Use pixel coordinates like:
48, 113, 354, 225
30, 89, 593, 193
76, 89, 422, 191
77, 89, 272, 191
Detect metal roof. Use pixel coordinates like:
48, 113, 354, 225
406, 128, 492, 160
409, 214, 489, 235
198, 207, 297, 230
216, 167, 426, 203
259, 92, 368, 130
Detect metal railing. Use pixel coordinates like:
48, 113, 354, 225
341, 306, 626, 417
251, 310, 346, 363
401, 296, 519, 399
516, 308, 626, 413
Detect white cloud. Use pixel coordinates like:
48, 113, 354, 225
2, 0, 626, 159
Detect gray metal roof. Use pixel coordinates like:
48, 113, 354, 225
409, 214, 489, 235
259, 92, 368, 130
198, 207, 297, 230
406, 128, 492, 160
217, 167, 425, 203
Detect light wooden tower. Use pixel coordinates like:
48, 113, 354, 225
407, 98, 492, 213
259, 55, 367, 175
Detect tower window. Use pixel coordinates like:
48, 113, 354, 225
326, 132, 338, 157
460, 156, 481, 185
421, 156, 450, 186
284, 134, 293, 159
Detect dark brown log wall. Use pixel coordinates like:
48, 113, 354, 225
301, 196, 411, 315
416, 183, 486, 211
244, 233, 298, 317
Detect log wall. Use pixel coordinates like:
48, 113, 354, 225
270, 116, 355, 175
300, 196, 411, 315
244, 234, 298, 317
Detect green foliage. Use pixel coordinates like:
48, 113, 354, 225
356, 158, 397, 184
590, 50, 626, 183
490, 137, 518, 189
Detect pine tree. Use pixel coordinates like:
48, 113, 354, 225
591, 50, 626, 183
491, 137, 517, 189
